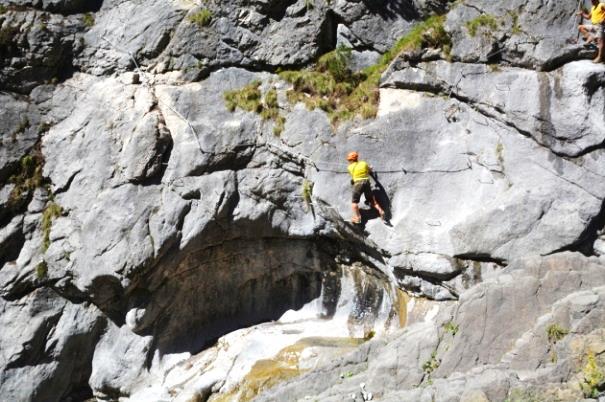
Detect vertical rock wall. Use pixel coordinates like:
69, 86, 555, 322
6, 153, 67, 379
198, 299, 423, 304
1, 0, 605, 400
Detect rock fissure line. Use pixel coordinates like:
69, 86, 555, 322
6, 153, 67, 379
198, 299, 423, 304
386, 68, 600, 160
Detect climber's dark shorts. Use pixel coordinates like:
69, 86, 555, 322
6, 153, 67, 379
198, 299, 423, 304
352, 179, 373, 204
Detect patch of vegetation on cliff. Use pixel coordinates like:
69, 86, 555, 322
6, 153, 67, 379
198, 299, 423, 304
8, 149, 44, 212
546, 323, 568, 363
213, 337, 364, 401
443, 320, 459, 336
35, 260, 48, 279
223, 15, 450, 128
546, 324, 569, 344
0, 4, 7, 14
422, 351, 440, 373
580, 351, 605, 398
224, 81, 286, 135
188, 8, 212, 27
465, 14, 498, 37
83, 13, 95, 28
280, 15, 450, 126
225, 81, 262, 113
507, 10, 522, 35
301, 179, 313, 209
42, 202, 62, 251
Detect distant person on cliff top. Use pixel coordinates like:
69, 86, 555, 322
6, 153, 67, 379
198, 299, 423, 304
346, 151, 385, 224
578, 0, 605, 63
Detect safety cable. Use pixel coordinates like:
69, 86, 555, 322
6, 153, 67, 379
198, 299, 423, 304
100, 37, 209, 155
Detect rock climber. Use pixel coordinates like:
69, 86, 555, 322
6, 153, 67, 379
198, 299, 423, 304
346, 151, 385, 224
578, 0, 605, 62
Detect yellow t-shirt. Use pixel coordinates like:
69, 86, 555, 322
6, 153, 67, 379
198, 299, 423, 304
348, 161, 370, 182
591, 4, 605, 24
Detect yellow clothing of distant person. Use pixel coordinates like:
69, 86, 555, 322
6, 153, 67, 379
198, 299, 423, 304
592, 3, 605, 24
348, 161, 371, 182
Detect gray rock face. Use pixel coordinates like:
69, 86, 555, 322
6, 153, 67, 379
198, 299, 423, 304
2, 0, 605, 400
383, 60, 605, 156
0, 10, 82, 93
445, 0, 583, 70
5, 0, 103, 14
0, 288, 104, 401
258, 253, 605, 402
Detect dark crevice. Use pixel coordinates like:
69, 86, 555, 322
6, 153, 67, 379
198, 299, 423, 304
394, 269, 460, 299
567, 139, 605, 159
360, 0, 420, 21
0, 220, 25, 268
453, 253, 508, 267
546, 198, 605, 256
393, 266, 461, 282
261, 0, 298, 22
540, 48, 588, 73
317, 9, 339, 56
53, 169, 80, 195
6, 0, 104, 15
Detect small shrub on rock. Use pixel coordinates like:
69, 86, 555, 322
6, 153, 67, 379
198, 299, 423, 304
280, 15, 450, 126
42, 202, 62, 251
8, 150, 44, 211
225, 83, 285, 136
422, 351, 440, 374
83, 13, 95, 28
188, 9, 212, 27
225, 15, 451, 128
35, 261, 48, 279
546, 324, 569, 344
443, 321, 459, 336
224, 81, 262, 113
465, 14, 498, 37
581, 351, 605, 398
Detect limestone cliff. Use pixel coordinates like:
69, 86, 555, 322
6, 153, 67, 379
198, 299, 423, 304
1, 0, 605, 401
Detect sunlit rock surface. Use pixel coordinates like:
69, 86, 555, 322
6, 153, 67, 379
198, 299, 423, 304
1, 0, 605, 400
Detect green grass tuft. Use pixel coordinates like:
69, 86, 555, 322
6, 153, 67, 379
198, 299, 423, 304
0, 5, 7, 14
317, 45, 352, 82
225, 15, 450, 129
443, 321, 459, 336
8, 151, 44, 212
546, 324, 569, 344
422, 351, 440, 374
42, 202, 62, 252
302, 179, 313, 207
224, 80, 262, 113
508, 11, 522, 35
581, 351, 605, 398
273, 115, 285, 136
35, 261, 48, 279
83, 13, 95, 28
280, 15, 449, 126
188, 8, 212, 27
465, 14, 498, 37
225, 83, 286, 136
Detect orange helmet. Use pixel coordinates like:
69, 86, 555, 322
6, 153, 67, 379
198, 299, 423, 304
346, 151, 358, 161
